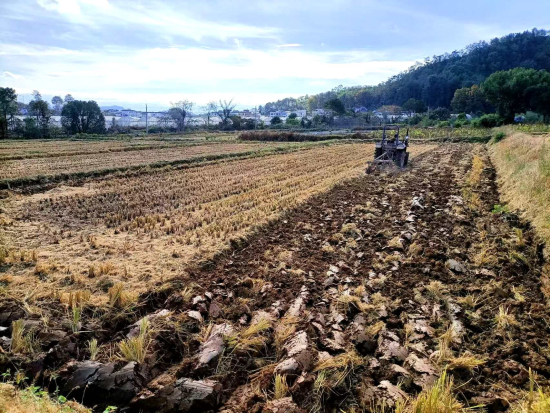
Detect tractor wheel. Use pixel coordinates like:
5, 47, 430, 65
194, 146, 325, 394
396, 151, 406, 168
374, 148, 383, 159
404, 152, 409, 167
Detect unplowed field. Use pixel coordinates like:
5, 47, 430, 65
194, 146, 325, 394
0, 141, 548, 413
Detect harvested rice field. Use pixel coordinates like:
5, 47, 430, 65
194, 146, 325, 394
1, 137, 550, 413
0, 141, 306, 181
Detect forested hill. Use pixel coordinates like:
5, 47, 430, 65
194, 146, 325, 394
262, 29, 550, 114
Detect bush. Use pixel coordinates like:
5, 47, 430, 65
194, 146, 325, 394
420, 117, 437, 127
523, 111, 544, 124
472, 114, 503, 128
493, 131, 506, 142
407, 114, 423, 125
438, 121, 450, 128
428, 107, 450, 121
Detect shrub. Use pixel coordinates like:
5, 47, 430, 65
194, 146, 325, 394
493, 131, 506, 142
473, 114, 503, 128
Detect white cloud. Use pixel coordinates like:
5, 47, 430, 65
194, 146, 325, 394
33, 0, 279, 42
1, 43, 416, 106
37, 0, 81, 15
1, 71, 24, 79
276, 44, 302, 48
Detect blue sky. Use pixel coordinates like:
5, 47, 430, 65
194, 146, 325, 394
1, 0, 548, 110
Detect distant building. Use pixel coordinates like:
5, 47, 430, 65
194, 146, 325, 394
354, 106, 368, 113
312, 109, 330, 116
269, 110, 289, 118
292, 110, 307, 117
120, 109, 140, 117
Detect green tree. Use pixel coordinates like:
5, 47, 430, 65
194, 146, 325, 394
61, 100, 105, 135
32, 90, 42, 101
428, 107, 450, 121
402, 98, 426, 115
51, 96, 64, 113
64, 94, 75, 103
229, 115, 242, 130
28, 99, 51, 137
287, 112, 297, 119
286, 117, 300, 126
525, 70, 550, 122
270, 116, 282, 125
324, 98, 345, 115
0, 87, 18, 139
451, 85, 490, 114
168, 100, 194, 131
482, 68, 541, 123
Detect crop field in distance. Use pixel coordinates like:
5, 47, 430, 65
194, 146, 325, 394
0, 140, 312, 181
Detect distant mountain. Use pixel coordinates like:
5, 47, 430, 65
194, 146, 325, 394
262, 28, 550, 113
100, 105, 125, 111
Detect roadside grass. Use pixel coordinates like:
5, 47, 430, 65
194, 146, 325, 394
489, 132, 550, 252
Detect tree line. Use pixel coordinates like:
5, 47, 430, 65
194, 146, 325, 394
0, 90, 244, 138
0, 89, 107, 139
261, 29, 550, 116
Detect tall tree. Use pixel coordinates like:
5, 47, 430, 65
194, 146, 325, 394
61, 100, 106, 135
28, 99, 51, 137
525, 70, 550, 122
482, 68, 541, 123
0, 87, 18, 139
324, 98, 345, 115
451, 85, 490, 114
64, 94, 75, 104
168, 100, 194, 131
219, 99, 236, 126
32, 90, 42, 102
402, 98, 427, 115
51, 96, 64, 113
204, 101, 218, 128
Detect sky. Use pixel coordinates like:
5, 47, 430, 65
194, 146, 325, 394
1, 0, 549, 111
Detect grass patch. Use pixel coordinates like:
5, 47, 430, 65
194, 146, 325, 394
0, 382, 90, 413
118, 318, 150, 363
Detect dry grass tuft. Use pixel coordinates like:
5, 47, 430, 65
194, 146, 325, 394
313, 351, 364, 388
495, 305, 517, 331
445, 354, 486, 371
274, 374, 289, 399
366, 321, 386, 338
227, 318, 271, 354
10, 320, 38, 355
510, 369, 550, 413
336, 292, 375, 314
404, 369, 480, 412
119, 317, 151, 363
88, 338, 99, 361
274, 315, 299, 354
426, 281, 448, 301
108, 282, 134, 308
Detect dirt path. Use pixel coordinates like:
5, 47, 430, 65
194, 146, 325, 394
2, 143, 549, 412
